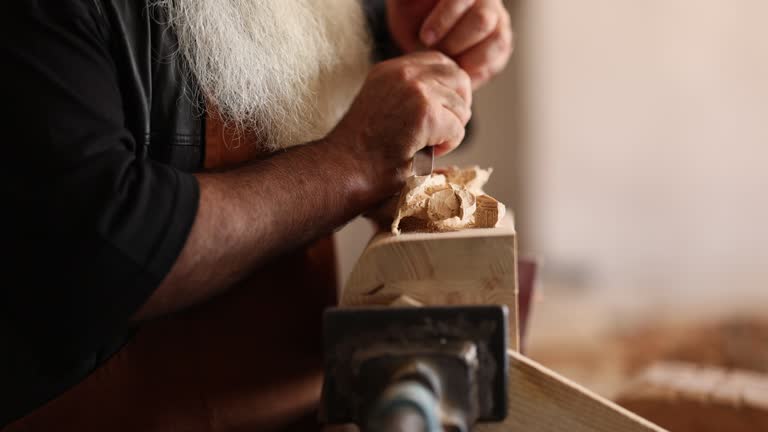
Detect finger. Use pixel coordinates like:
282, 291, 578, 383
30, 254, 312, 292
419, 0, 476, 47
422, 62, 473, 106
402, 49, 455, 66
433, 134, 465, 157
437, 3, 500, 56
429, 80, 472, 125
429, 106, 466, 157
456, 19, 513, 89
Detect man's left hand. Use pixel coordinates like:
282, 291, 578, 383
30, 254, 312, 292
387, 0, 513, 90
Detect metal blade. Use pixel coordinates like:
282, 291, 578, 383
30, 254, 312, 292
413, 146, 434, 176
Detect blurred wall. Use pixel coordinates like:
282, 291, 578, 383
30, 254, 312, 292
337, 0, 768, 313
518, 0, 768, 312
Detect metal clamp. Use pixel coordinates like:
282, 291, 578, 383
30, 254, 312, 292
320, 305, 509, 431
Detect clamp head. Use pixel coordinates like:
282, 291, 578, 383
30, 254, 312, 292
320, 305, 509, 430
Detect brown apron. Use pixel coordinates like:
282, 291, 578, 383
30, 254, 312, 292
5, 108, 337, 432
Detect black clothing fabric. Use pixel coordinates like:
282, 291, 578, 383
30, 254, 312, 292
0, 0, 392, 426
0, 1, 202, 425
364, 0, 402, 61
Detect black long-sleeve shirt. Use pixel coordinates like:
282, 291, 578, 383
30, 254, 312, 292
0, 1, 200, 425
0, 0, 398, 425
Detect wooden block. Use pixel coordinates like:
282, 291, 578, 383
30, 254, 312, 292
472, 350, 665, 432
340, 215, 663, 431
341, 214, 519, 349
616, 362, 768, 432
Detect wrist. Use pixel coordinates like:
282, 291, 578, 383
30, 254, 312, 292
311, 136, 383, 211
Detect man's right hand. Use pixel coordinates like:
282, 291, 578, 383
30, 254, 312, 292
137, 53, 472, 319
328, 51, 472, 198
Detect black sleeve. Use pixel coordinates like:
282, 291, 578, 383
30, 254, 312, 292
0, 1, 198, 357
364, 0, 403, 61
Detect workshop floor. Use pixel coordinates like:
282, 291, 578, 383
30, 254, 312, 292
525, 285, 768, 399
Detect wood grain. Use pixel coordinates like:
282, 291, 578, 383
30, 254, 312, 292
474, 351, 665, 431
340, 215, 665, 431
341, 214, 519, 349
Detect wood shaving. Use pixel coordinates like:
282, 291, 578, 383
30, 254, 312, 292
391, 166, 506, 234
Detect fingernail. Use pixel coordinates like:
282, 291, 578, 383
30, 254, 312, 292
421, 29, 437, 46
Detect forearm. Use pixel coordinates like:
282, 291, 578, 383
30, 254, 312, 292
134, 138, 375, 320
134, 50, 474, 321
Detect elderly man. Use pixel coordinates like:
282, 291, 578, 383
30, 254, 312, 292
0, 0, 512, 430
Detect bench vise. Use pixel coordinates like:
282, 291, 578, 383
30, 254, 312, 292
320, 305, 509, 432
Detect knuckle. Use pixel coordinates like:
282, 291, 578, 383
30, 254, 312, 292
394, 63, 418, 82
497, 22, 514, 50
456, 68, 473, 92
499, 32, 513, 52
433, 60, 467, 82
500, 7, 512, 26
505, 28, 516, 53
406, 79, 430, 98
472, 7, 499, 33
411, 95, 432, 121
425, 50, 452, 65
431, 62, 457, 77
493, 41, 513, 70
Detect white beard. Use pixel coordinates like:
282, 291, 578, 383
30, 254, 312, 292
161, 0, 372, 151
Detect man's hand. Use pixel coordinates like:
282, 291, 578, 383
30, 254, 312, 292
136, 51, 471, 319
328, 51, 472, 196
387, 0, 513, 89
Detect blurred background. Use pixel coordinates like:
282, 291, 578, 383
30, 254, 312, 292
337, 0, 768, 415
